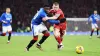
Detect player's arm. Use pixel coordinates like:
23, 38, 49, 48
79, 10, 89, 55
47, 20, 60, 24
46, 13, 60, 24
10, 20, 12, 23
10, 15, 12, 23
47, 18, 67, 24
0, 14, 7, 23
97, 14, 100, 21
88, 15, 92, 22
46, 14, 60, 20
86, 15, 92, 24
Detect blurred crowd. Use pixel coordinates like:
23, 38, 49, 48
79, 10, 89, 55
0, 0, 100, 32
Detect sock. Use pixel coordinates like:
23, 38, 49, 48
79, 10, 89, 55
8, 33, 11, 41
97, 28, 99, 35
26, 36, 38, 50
60, 35, 63, 44
55, 36, 62, 45
38, 32, 50, 45
38, 36, 48, 44
60, 31, 65, 42
0, 33, 6, 36
60, 34, 64, 42
90, 29, 94, 36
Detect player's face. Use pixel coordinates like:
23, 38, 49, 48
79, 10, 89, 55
6, 8, 11, 13
52, 4, 59, 11
44, 7, 50, 13
94, 11, 97, 14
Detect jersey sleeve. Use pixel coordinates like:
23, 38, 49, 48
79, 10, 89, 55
55, 11, 61, 18
47, 20, 60, 24
97, 15, 100, 20
0, 13, 5, 22
88, 15, 92, 22
10, 14, 12, 21
41, 13, 47, 18
56, 11, 61, 14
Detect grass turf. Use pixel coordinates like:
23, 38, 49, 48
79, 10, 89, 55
0, 35, 100, 56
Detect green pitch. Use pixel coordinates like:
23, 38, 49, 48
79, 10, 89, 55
0, 35, 100, 56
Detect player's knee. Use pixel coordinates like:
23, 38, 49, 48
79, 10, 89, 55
54, 30, 60, 37
44, 32, 50, 37
33, 36, 38, 41
92, 29, 94, 31
96, 28, 99, 30
54, 33, 60, 37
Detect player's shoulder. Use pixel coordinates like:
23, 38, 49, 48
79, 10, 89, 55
58, 9, 63, 12
39, 8, 44, 12
90, 14, 94, 16
57, 9, 63, 13
38, 8, 45, 14
2, 13, 6, 15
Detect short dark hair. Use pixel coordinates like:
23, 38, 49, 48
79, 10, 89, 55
43, 5, 50, 8
43, 5, 50, 11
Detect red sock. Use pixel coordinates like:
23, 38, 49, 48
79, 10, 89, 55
61, 37, 63, 42
0, 33, 6, 36
60, 31, 64, 42
55, 36, 62, 45
60, 34, 64, 42
33, 36, 38, 40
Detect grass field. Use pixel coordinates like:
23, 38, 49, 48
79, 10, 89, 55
0, 35, 100, 56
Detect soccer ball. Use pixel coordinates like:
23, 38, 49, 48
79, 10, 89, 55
76, 45, 84, 54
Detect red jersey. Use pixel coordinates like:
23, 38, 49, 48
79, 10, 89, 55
50, 9, 65, 20
50, 8, 67, 30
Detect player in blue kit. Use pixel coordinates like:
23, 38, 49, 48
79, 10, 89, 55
0, 8, 12, 44
87, 10, 100, 38
25, 5, 63, 51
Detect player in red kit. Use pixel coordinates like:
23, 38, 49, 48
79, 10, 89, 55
44, 2, 67, 50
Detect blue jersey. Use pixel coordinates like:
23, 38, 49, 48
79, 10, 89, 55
31, 8, 60, 25
31, 8, 47, 25
88, 14, 100, 24
0, 13, 12, 26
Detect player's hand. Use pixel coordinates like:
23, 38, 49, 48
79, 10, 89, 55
42, 17, 48, 21
2, 21, 7, 24
96, 19, 99, 21
10, 21, 12, 23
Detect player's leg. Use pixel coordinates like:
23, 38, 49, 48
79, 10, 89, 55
90, 24, 95, 38
7, 25, 12, 43
26, 36, 38, 51
94, 24, 99, 36
36, 30, 50, 51
36, 23, 50, 51
25, 24, 39, 51
54, 28, 61, 44
0, 26, 6, 36
60, 23, 67, 42
59, 23, 66, 50
54, 28, 63, 50
60, 30, 65, 42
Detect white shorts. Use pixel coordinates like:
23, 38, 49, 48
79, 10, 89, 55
31, 23, 47, 36
2, 25, 12, 33
91, 23, 98, 29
